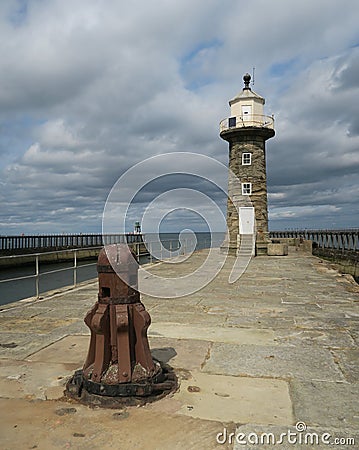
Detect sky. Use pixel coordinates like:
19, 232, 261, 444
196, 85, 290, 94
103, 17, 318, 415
0, 0, 358, 235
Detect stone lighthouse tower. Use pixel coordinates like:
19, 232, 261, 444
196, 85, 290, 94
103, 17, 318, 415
220, 73, 275, 255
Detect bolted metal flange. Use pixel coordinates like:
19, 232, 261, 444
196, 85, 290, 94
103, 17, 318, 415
66, 360, 177, 408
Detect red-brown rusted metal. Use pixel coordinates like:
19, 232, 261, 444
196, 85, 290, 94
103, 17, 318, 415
82, 244, 159, 385
66, 244, 177, 406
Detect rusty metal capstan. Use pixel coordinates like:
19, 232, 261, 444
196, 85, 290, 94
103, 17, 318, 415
66, 244, 176, 406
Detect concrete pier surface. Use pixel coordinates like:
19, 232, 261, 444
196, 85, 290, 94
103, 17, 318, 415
0, 249, 358, 449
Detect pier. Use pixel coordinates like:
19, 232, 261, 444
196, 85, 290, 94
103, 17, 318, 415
0, 247, 358, 448
270, 229, 359, 251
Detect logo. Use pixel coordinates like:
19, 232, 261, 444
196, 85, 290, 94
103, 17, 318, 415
102, 152, 254, 297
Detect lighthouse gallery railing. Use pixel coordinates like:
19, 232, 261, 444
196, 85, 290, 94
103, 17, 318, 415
220, 114, 274, 133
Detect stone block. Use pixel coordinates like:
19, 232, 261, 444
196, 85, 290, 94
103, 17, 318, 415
175, 371, 293, 425
300, 239, 312, 253
267, 243, 288, 256
255, 243, 268, 256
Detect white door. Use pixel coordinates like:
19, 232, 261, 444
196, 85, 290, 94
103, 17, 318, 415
241, 105, 252, 121
239, 207, 255, 234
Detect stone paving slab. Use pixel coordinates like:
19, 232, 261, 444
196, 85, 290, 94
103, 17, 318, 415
150, 310, 227, 325
332, 349, 359, 383
0, 398, 232, 450
290, 380, 359, 429
0, 332, 78, 360
349, 329, 359, 346
27, 335, 88, 365
203, 343, 345, 381
226, 313, 296, 329
148, 322, 276, 345
0, 316, 77, 334
150, 337, 211, 371
293, 316, 358, 330
29, 306, 93, 319
0, 359, 77, 400
0, 305, 53, 318
170, 371, 293, 425
274, 329, 356, 349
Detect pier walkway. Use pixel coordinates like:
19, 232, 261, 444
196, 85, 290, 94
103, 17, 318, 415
0, 249, 358, 449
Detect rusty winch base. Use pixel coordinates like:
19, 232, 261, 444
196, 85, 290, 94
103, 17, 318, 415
65, 244, 177, 408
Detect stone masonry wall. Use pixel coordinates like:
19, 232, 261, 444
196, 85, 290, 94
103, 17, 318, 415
227, 132, 269, 246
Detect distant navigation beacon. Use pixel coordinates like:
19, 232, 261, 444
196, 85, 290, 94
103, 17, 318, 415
134, 221, 141, 234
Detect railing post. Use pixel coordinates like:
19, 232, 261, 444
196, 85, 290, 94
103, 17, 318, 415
35, 255, 40, 298
73, 250, 77, 287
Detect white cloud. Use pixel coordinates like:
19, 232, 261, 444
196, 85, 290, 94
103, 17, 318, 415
0, 0, 358, 233
35, 119, 82, 149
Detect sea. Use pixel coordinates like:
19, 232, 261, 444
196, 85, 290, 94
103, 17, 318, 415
0, 232, 225, 306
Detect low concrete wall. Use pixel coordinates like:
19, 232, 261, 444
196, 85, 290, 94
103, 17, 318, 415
0, 248, 101, 269
0, 243, 150, 269
267, 243, 288, 256
313, 248, 359, 279
271, 237, 298, 246
270, 238, 312, 254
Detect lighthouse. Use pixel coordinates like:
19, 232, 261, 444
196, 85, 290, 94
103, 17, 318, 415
220, 73, 275, 255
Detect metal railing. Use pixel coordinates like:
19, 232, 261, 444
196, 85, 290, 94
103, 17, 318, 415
0, 233, 144, 253
0, 247, 102, 299
219, 114, 274, 133
270, 229, 359, 251
0, 237, 209, 301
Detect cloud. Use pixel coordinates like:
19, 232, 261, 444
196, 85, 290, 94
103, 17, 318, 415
266, 44, 359, 229
0, 0, 358, 233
